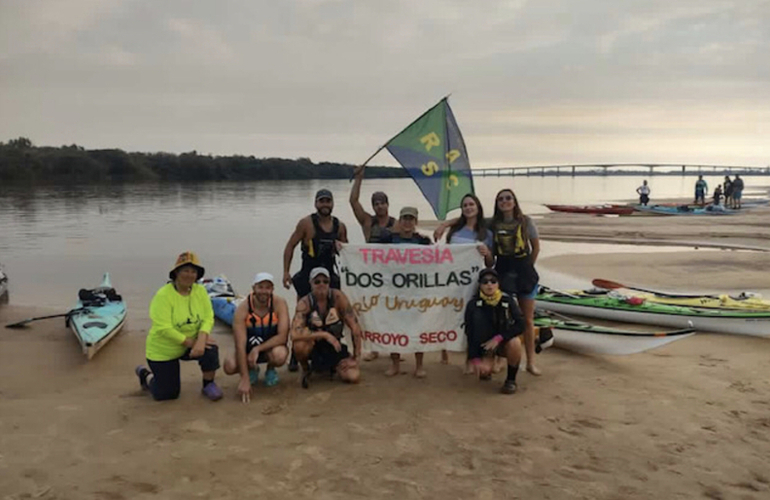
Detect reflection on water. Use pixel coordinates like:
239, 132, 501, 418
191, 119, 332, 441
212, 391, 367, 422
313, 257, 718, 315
2, 176, 770, 312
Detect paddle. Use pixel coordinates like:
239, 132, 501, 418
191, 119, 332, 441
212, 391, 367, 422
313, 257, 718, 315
5, 307, 87, 329
591, 278, 721, 300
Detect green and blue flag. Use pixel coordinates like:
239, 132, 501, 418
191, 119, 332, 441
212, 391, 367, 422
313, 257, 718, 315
385, 98, 474, 220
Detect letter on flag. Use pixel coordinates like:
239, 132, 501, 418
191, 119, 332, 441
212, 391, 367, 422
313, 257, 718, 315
385, 98, 474, 220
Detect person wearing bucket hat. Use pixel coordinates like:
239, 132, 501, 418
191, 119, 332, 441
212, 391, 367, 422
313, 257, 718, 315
464, 268, 525, 394
350, 164, 398, 244
290, 267, 363, 389
135, 251, 223, 402
222, 272, 290, 403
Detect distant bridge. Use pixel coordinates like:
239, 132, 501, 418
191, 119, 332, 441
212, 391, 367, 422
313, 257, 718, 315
473, 163, 770, 177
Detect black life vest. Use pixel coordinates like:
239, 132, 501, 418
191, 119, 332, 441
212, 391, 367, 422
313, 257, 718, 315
307, 291, 344, 339
301, 214, 340, 272
368, 216, 396, 243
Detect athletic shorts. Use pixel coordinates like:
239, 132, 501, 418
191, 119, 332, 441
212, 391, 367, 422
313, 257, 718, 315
517, 282, 539, 301
733, 190, 743, 200
246, 333, 282, 364
309, 340, 350, 373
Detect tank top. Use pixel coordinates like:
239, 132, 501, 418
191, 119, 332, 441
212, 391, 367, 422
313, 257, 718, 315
306, 291, 344, 339
368, 216, 396, 243
245, 293, 278, 340
301, 214, 340, 273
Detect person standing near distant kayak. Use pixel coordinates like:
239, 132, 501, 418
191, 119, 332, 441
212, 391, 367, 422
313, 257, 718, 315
694, 175, 708, 205
636, 180, 651, 206
222, 272, 289, 403
135, 252, 223, 401
732, 174, 744, 209
723, 176, 733, 208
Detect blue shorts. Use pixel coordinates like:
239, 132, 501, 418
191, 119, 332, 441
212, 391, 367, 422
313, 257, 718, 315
733, 190, 743, 200
517, 283, 539, 301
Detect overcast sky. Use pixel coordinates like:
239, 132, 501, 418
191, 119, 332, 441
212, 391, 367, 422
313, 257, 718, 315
1, 0, 768, 167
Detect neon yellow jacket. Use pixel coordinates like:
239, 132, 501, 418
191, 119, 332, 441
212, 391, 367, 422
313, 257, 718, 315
146, 283, 214, 361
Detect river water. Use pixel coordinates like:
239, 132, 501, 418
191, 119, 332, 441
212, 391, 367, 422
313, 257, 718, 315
1, 175, 768, 311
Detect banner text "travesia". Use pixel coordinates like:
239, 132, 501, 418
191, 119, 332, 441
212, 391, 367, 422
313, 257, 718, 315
359, 247, 454, 266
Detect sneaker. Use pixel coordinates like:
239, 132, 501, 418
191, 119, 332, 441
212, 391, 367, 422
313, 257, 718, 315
500, 380, 517, 395
249, 367, 260, 385
201, 382, 223, 401
263, 367, 279, 387
135, 365, 150, 391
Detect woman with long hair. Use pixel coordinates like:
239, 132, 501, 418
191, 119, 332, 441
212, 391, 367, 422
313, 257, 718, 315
489, 188, 541, 375
444, 193, 494, 369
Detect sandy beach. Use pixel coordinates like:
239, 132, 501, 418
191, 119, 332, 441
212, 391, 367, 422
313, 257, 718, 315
2, 204, 770, 499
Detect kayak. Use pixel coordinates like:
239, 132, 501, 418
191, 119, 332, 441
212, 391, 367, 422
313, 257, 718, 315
597, 287, 770, 311
633, 204, 734, 216
67, 273, 127, 359
535, 287, 770, 338
534, 314, 695, 355
545, 204, 635, 215
200, 275, 242, 326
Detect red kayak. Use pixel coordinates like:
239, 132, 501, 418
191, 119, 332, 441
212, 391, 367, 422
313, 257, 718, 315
545, 204, 635, 215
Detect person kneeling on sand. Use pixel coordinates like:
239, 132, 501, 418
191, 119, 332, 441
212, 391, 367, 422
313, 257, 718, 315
135, 252, 223, 401
223, 272, 289, 403
464, 268, 525, 394
292, 267, 362, 388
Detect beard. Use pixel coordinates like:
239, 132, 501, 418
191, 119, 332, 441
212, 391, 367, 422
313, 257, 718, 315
318, 207, 332, 216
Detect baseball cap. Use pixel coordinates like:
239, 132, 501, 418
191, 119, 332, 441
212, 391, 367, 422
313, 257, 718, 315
315, 189, 333, 201
252, 272, 274, 285
479, 268, 499, 281
399, 206, 418, 218
309, 267, 330, 282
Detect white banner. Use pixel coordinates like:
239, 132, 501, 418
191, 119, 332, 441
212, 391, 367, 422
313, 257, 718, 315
339, 244, 483, 353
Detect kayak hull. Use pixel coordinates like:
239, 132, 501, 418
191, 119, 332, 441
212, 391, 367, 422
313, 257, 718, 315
545, 204, 635, 215
68, 273, 127, 359
535, 316, 694, 355
536, 294, 770, 338
201, 275, 243, 326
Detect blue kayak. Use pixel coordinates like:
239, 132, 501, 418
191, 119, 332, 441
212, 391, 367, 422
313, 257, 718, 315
634, 204, 734, 216
68, 273, 127, 359
200, 275, 241, 326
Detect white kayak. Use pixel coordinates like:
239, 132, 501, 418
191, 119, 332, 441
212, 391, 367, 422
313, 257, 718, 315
535, 315, 695, 355
67, 273, 127, 359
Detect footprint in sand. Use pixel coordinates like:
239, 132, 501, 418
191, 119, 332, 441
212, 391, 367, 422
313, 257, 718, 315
181, 419, 211, 433
304, 391, 331, 404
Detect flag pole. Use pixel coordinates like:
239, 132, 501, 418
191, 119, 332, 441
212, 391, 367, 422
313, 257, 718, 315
349, 95, 451, 182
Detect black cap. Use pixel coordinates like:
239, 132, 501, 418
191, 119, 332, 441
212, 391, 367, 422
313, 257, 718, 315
315, 189, 333, 201
479, 268, 498, 280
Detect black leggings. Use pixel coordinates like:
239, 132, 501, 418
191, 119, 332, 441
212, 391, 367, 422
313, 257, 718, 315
147, 345, 220, 401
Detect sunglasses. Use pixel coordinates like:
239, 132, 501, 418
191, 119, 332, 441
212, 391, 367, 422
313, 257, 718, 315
480, 278, 498, 285
496, 195, 514, 202
313, 278, 330, 285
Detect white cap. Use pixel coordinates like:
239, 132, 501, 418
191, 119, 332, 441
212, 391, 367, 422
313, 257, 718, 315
309, 267, 330, 282
252, 272, 274, 285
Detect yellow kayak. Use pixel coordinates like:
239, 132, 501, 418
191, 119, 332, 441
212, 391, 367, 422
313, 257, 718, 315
591, 278, 770, 311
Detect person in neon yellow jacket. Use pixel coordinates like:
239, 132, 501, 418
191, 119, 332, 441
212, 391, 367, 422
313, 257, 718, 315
135, 252, 223, 401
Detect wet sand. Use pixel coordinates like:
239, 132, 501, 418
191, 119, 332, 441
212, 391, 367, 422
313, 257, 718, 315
2, 203, 770, 499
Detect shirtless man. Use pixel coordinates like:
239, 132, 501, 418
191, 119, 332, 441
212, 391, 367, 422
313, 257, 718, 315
291, 267, 362, 389
223, 273, 289, 403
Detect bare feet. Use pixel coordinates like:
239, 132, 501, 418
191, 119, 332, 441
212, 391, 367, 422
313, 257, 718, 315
385, 365, 401, 377
363, 351, 379, 362
492, 357, 505, 374
440, 350, 449, 364
526, 364, 542, 376
413, 368, 427, 378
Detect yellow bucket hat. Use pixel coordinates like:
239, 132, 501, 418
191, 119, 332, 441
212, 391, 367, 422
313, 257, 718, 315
169, 251, 205, 280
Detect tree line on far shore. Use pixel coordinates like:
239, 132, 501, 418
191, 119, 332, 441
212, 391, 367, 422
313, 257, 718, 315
0, 138, 407, 184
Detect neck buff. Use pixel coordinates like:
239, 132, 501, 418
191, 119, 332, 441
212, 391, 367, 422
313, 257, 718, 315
480, 288, 503, 307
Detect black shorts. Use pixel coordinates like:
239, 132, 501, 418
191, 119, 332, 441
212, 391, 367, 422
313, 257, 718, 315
246, 333, 282, 363
309, 340, 350, 373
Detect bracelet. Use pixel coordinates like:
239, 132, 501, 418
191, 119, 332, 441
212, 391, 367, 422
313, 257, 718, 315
493, 335, 503, 343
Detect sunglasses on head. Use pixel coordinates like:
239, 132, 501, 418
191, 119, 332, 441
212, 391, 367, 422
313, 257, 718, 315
313, 278, 330, 285
497, 195, 514, 202
480, 278, 498, 285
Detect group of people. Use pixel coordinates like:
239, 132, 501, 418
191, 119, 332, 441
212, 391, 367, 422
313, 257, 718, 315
708, 175, 745, 209
637, 175, 746, 208
135, 165, 543, 402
